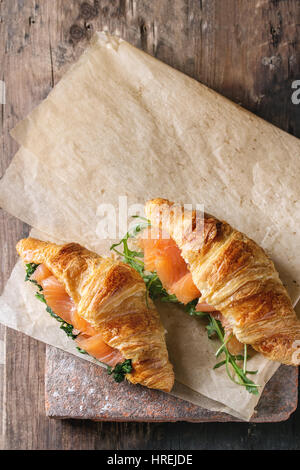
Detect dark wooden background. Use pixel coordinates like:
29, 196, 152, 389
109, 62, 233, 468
1, 0, 300, 450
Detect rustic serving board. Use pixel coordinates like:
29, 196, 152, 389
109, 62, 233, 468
45, 346, 298, 422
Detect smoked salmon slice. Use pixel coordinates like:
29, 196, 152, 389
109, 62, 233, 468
32, 264, 52, 284
170, 273, 201, 305
32, 263, 123, 366
72, 311, 97, 336
142, 231, 243, 352
142, 230, 200, 304
195, 302, 218, 312
40, 276, 75, 325
75, 333, 123, 367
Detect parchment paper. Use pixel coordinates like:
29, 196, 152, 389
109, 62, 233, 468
1, 32, 300, 420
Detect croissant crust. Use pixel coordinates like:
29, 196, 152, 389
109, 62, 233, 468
16, 237, 174, 392
145, 198, 300, 366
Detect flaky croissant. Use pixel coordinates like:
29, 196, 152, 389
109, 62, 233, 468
145, 198, 300, 366
16, 237, 174, 392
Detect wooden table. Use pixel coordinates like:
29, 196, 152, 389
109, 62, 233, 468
1, 0, 300, 450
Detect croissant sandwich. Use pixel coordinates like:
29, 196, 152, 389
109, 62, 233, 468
16, 237, 174, 392
140, 198, 300, 369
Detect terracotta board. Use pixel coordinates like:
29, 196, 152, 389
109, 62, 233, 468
45, 346, 298, 422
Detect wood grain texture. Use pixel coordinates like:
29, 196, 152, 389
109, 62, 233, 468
0, 0, 300, 449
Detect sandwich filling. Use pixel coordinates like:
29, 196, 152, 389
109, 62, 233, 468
28, 263, 125, 368
141, 228, 243, 355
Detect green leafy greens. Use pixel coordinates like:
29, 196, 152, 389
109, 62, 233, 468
110, 215, 149, 276
25, 262, 39, 280
76, 346, 88, 354
205, 316, 259, 394
110, 217, 176, 305
107, 359, 133, 383
25, 263, 43, 291
110, 217, 259, 395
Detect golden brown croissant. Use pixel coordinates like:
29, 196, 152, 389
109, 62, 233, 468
145, 198, 300, 366
16, 237, 174, 392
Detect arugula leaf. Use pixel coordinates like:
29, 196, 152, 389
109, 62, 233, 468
25, 263, 43, 291
161, 293, 179, 303
213, 360, 227, 369
110, 217, 150, 261
60, 322, 78, 339
76, 347, 87, 354
25, 263, 39, 280
207, 316, 259, 394
184, 302, 259, 393
107, 359, 132, 383
111, 234, 145, 275
35, 291, 46, 303
130, 215, 151, 236
143, 272, 178, 303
